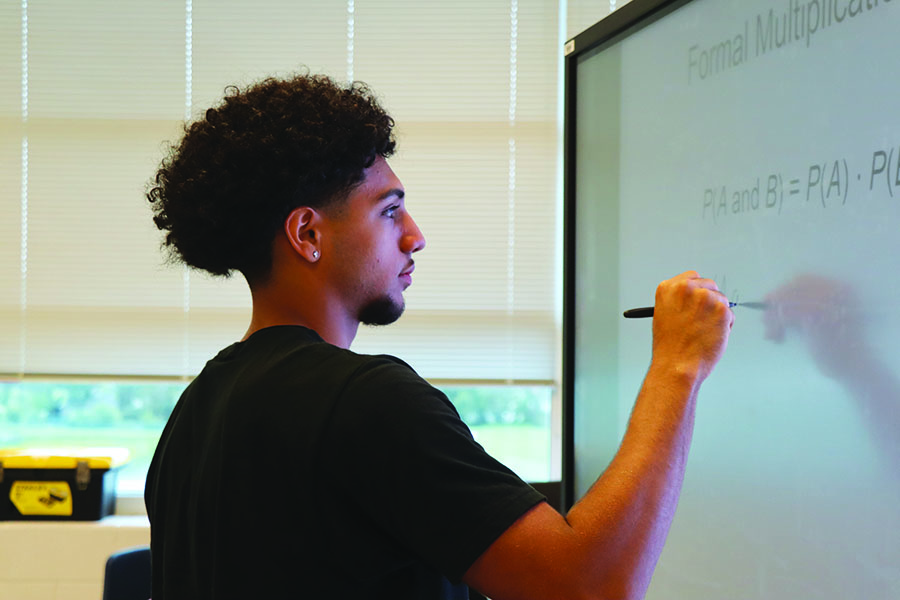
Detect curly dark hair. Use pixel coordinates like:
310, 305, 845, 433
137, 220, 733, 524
147, 73, 396, 283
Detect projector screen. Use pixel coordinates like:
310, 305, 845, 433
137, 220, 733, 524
564, 0, 900, 598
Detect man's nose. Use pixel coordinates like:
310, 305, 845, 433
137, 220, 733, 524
402, 213, 426, 254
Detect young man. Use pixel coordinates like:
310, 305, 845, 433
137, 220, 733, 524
145, 73, 733, 600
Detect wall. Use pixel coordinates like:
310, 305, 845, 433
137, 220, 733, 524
0, 516, 149, 600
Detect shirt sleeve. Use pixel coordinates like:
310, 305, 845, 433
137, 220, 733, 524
321, 355, 547, 582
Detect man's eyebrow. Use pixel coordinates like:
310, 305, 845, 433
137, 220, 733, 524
377, 188, 405, 202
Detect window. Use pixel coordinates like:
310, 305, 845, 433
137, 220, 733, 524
1, 0, 565, 498
442, 385, 554, 483
0, 381, 183, 494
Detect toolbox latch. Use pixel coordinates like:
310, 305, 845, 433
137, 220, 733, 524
75, 460, 90, 491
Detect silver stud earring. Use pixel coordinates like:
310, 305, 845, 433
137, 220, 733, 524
312, 250, 320, 260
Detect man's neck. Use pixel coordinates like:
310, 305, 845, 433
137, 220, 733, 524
243, 290, 359, 349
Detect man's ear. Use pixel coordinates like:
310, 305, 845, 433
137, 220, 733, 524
284, 207, 322, 263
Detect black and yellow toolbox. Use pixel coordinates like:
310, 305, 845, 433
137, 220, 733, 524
0, 448, 129, 520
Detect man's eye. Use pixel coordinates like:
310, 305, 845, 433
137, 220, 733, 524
383, 205, 399, 218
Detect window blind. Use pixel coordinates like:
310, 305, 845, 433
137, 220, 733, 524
1, 0, 562, 384
567, 0, 627, 41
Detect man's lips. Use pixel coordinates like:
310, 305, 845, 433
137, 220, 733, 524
399, 263, 415, 286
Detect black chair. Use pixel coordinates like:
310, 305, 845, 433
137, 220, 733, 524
102, 545, 152, 600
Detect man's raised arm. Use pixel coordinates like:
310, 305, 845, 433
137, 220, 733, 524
464, 271, 734, 600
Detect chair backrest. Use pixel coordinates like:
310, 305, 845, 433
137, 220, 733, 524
102, 545, 152, 600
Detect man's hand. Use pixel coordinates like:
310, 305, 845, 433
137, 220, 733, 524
651, 271, 734, 383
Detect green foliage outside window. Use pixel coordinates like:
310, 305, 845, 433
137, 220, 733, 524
0, 381, 184, 428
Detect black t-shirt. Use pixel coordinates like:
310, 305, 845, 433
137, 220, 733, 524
145, 326, 545, 599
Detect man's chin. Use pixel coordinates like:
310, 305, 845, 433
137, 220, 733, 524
359, 297, 405, 326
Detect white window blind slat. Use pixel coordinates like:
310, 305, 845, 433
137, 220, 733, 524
191, 0, 347, 114
0, 134, 22, 373
25, 125, 183, 308
3, 0, 562, 384
28, 1, 185, 120
0, 3, 21, 117
355, 1, 510, 124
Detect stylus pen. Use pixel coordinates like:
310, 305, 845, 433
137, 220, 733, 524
622, 302, 766, 318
